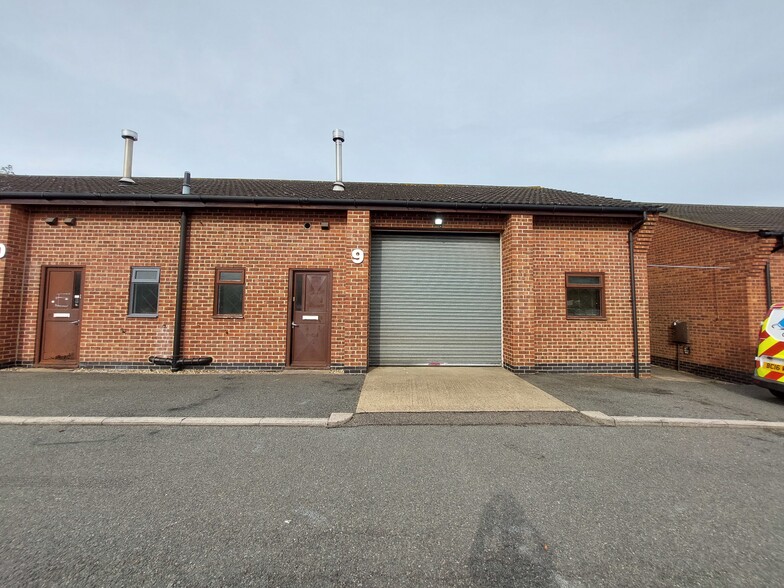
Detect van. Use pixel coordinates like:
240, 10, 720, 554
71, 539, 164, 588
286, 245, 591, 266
754, 302, 784, 399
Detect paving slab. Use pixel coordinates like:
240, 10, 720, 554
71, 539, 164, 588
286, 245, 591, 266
356, 367, 576, 413
348, 411, 593, 426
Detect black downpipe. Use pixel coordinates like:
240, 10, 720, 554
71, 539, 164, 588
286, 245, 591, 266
147, 174, 212, 370
628, 212, 648, 378
172, 209, 188, 371
760, 232, 783, 309
766, 261, 773, 309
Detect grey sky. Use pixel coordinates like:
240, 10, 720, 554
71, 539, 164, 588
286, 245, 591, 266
2, 1, 783, 205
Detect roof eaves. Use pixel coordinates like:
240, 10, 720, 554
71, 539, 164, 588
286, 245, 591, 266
661, 213, 764, 234
0, 190, 664, 215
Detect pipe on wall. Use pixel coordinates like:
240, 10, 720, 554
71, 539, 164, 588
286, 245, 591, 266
171, 209, 188, 371
628, 212, 648, 378
766, 261, 773, 309
760, 231, 783, 310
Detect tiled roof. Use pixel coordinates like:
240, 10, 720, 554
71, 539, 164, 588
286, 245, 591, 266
662, 203, 784, 233
0, 175, 660, 211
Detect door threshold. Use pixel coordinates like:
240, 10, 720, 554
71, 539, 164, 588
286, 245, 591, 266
284, 368, 333, 374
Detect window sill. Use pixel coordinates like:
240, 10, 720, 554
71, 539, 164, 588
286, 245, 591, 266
128, 314, 158, 319
566, 315, 607, 320
213, 314, 244, 319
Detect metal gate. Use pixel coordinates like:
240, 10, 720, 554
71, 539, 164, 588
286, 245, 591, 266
369, 233, 502, 366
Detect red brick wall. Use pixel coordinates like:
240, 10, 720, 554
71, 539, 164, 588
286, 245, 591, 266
502, 215, 535, 368
181, 208, 366, 367
371, 211, 505, 232
3, 205, 654, 373
648, 217, 779, 379
0, 205, 30, 365
529, 215, 656, 369
343, 210, 371, 368
771, 251, 784, 304
17, 208, 182, 365
370, 210, 653, 371
11, 207, 372, 368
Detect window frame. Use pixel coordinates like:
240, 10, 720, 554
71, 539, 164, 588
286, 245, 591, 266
128, 266, 160, 318
565, 272, 606, 319
214, 267, 246, 318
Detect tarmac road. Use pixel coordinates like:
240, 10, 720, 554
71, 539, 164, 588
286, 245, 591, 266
0, 371, 364, 418
1, 424, 782, 587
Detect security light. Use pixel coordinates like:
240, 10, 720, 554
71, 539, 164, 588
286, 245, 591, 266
434, 216, 444, 226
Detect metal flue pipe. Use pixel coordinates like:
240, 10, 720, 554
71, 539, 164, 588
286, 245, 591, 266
332, 129, 345, 191
119, 129, 138, 184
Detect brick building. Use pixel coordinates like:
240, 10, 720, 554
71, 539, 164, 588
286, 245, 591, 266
648, 204, 784, 382
0, 174, 660, 375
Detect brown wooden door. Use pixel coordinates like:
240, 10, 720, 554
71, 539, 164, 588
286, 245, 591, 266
289, 271, 332, 368
38, 267, 83, 367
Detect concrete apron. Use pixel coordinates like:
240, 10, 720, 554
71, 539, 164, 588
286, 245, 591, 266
356, 367, 576, 413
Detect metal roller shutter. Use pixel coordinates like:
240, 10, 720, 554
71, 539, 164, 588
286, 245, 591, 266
369, 232, 502, 366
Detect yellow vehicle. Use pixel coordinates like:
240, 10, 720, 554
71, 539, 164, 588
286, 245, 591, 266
755, 302, 784, 399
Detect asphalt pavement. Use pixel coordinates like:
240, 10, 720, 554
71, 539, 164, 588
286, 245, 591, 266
3, 366, 784, 427
523, 367, 784, 422
0, 371, 363, 418
1, 424, 782, 586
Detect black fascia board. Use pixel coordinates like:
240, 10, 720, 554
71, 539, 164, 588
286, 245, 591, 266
0, 191, 665, 215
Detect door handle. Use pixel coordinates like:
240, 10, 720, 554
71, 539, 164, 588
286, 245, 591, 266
70, 320, 80, 324
291, 322, 299, 328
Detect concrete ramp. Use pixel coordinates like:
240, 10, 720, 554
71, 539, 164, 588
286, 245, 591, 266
357, 367, 575, 413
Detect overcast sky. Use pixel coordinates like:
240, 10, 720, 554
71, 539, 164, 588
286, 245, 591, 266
2, 1, 783, 205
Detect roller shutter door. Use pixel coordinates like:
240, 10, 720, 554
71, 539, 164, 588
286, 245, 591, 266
369, 233, 502, 366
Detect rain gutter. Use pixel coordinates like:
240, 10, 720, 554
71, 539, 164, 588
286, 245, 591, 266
0, 191, 665, 215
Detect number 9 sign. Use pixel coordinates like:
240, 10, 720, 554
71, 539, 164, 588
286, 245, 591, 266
351, 248, 365, 264
0, 243, 6, 259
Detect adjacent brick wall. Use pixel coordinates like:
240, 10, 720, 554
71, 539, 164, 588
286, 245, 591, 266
342, 210, 371, 369
3, 205, 654, 374
12, 207, 372, 370
0, 205, 30, 366
17, 208, 182, 365
182, 209, 353, 367
527, 215, 656, 372
502, 215, 535, 368
371, 210, 654, 373
371, 211, 505, 233
771, 250, 784, 304
648, 217, 780, 381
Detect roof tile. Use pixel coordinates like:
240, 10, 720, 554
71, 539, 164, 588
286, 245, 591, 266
662, 203, 784, 232
0, 175, 657, 210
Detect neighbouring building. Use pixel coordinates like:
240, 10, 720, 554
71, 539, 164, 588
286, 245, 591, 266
648, 204, 784, 382
0, 170, 660, 375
